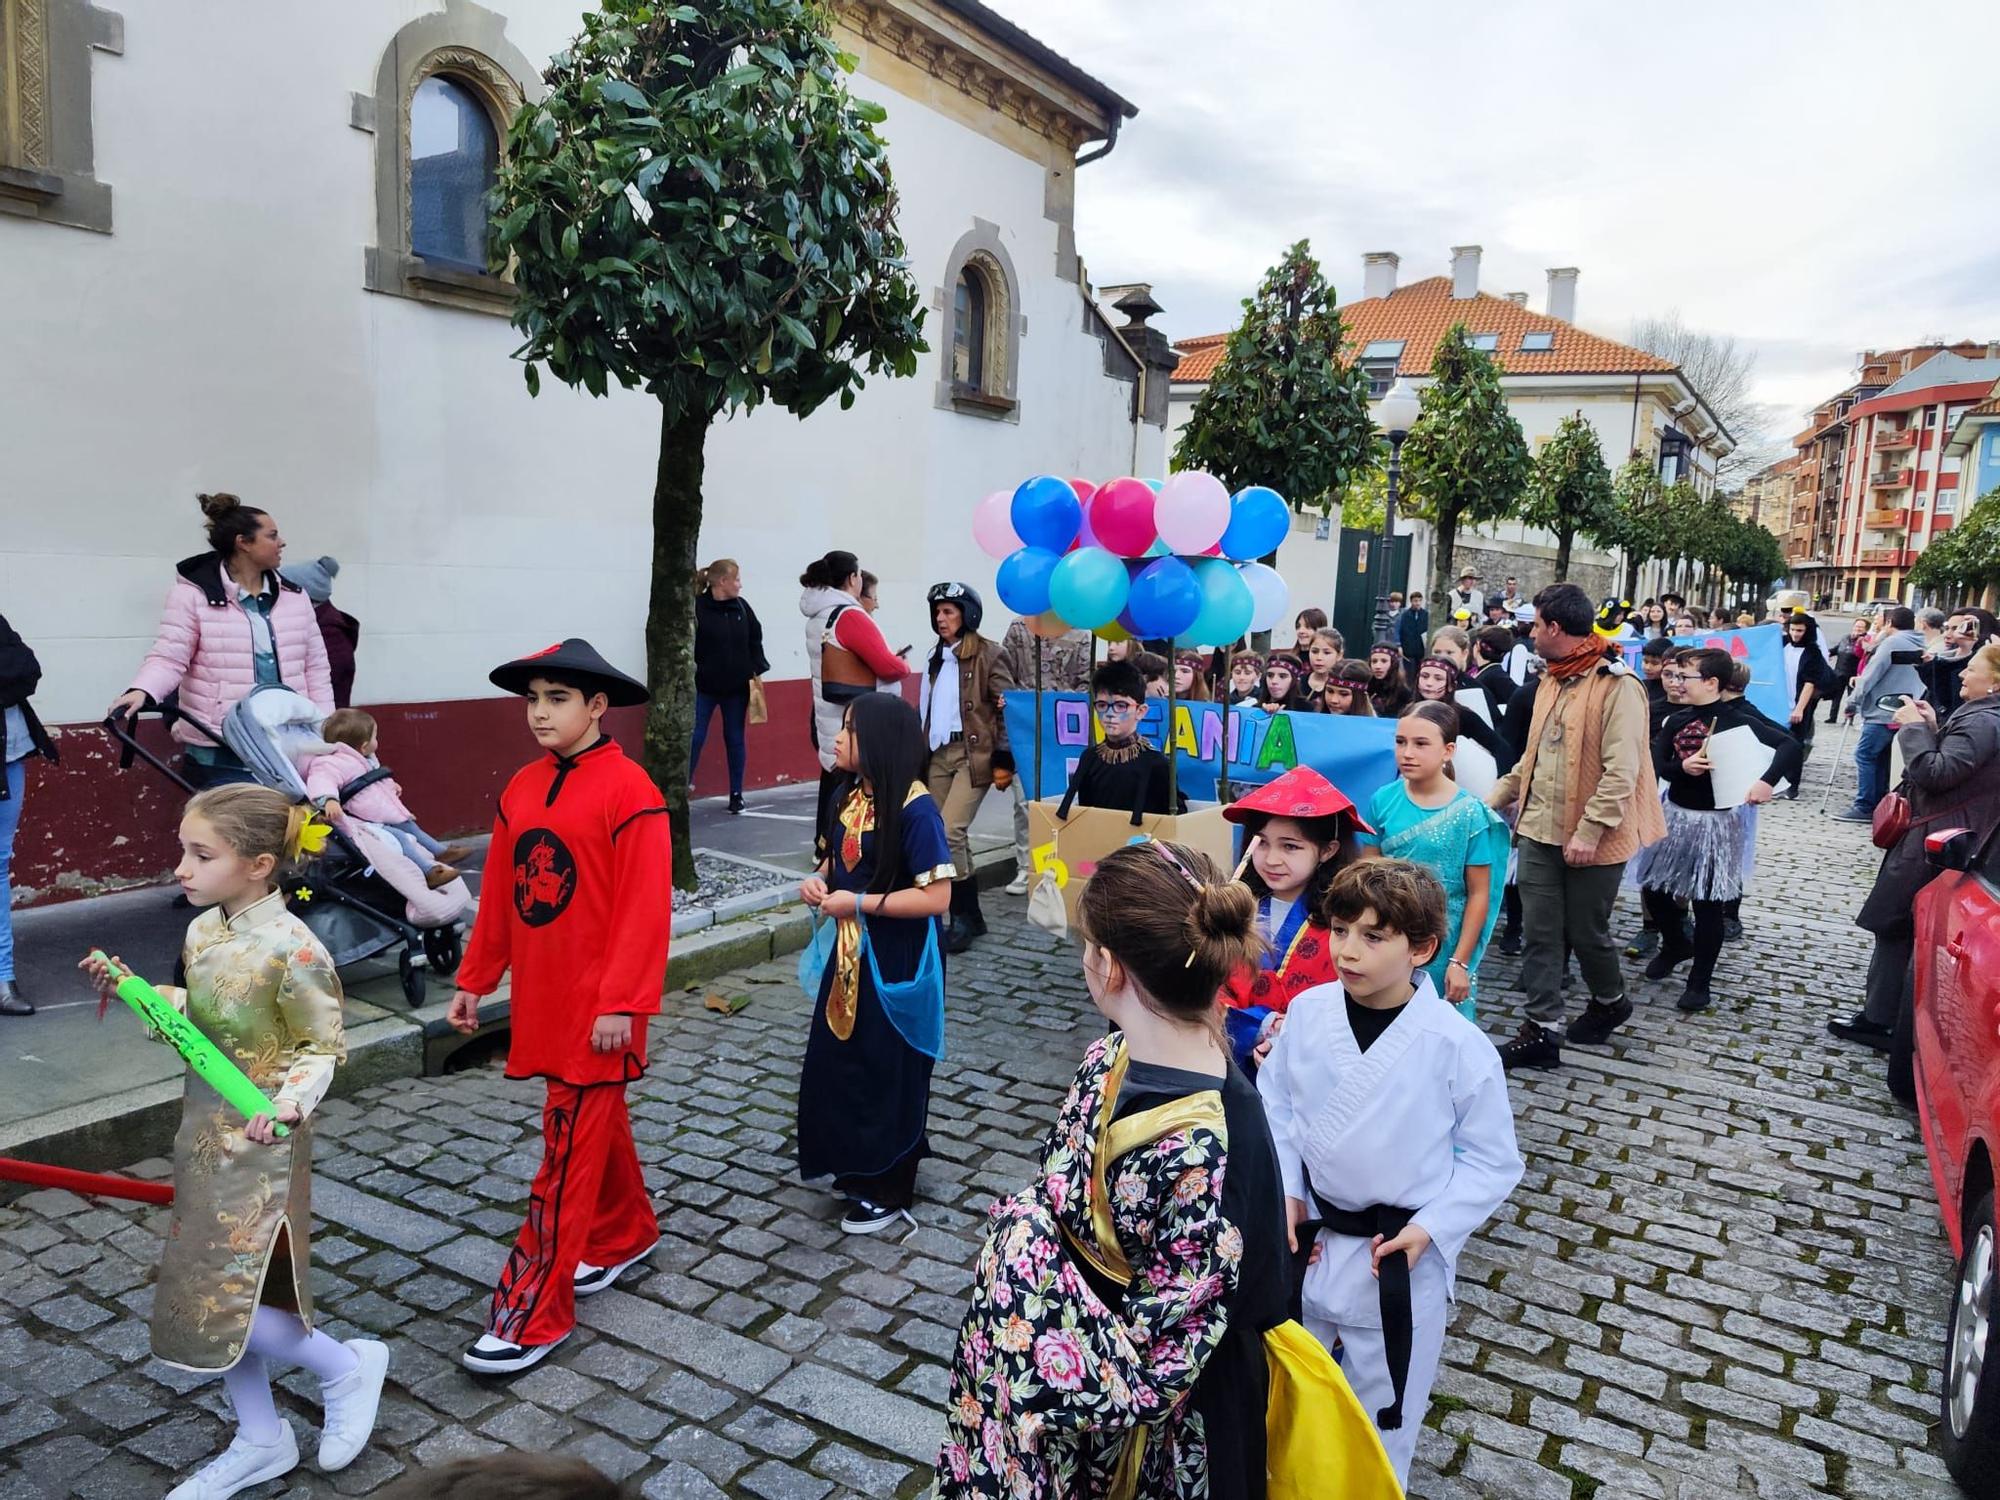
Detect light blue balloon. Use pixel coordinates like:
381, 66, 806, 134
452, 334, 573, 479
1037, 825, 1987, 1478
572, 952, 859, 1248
1047, 548, 1130, 630
1143, 479, 1164, 494
1177, 557, 1256, 647
1220, 486, 1290, 561
996, 546, 1060, 617
1127, 556, 1201, 639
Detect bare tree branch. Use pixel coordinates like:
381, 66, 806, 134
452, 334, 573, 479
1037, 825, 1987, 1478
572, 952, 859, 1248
1629, 311, 1784, 483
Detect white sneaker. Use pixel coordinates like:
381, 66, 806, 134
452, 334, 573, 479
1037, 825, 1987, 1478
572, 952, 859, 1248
1004, 871, 1030, 896
317, 1338, 389, 1472
166, 1426, 298, 1499
462, 1329, 569, 1375
573, 1240, 658, 1298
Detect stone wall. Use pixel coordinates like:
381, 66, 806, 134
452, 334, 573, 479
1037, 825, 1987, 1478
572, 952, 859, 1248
1451, 538, 1617, 606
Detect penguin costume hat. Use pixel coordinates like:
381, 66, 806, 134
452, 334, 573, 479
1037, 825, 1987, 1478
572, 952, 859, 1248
489, 638, 649, 706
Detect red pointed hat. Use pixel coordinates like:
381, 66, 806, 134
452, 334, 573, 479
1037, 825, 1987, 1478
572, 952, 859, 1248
1223, 764, 1375, 834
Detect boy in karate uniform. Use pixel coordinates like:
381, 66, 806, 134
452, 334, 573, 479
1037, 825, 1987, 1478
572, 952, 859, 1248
1257, 859, 1524, 1483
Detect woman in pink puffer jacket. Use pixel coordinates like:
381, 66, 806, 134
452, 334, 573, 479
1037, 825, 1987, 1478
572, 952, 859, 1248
109, 495, 333, 786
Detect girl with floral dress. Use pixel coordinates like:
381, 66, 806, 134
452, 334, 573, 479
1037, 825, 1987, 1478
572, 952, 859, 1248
1358, 702, 1512, 1020
82, 786, 386, 1499
798, 694, 956, 1234
935, 841, 1286, 1500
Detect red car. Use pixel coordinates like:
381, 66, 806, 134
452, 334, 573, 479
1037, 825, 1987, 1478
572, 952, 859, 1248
1910, 825, 2000, 1495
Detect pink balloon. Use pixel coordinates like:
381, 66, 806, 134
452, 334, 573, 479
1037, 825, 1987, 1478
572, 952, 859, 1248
1155, 471, 1231, 554
1090, 477, 1159, 558
972, 488, 1022, 561
1068, 477, 1098, 502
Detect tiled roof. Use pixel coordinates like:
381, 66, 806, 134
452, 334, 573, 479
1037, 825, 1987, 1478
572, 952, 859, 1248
1171, 277, 1677, 383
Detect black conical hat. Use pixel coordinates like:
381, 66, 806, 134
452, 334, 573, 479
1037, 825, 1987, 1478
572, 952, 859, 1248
488, 638, 649, 706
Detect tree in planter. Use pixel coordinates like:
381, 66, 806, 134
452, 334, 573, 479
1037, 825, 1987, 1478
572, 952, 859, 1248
490, 0, 925, 888
1399, 325, 1530, 605
1173, 240, 1375, 514
1518, 412, 1616, 581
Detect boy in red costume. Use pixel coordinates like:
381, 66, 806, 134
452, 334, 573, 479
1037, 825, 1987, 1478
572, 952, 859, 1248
448, 640, 672, 1376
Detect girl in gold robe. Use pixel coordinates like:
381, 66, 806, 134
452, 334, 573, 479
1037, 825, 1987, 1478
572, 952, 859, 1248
84, 786, 387, 1499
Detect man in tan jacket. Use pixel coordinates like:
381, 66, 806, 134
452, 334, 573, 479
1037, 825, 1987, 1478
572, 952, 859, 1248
1487, 583, 1663, 1070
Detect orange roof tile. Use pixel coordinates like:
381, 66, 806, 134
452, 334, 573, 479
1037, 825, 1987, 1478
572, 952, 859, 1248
1172, 277, 1676, 383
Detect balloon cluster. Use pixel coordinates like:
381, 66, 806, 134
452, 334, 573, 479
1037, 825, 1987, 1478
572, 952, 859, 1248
974, 474, 1292, 646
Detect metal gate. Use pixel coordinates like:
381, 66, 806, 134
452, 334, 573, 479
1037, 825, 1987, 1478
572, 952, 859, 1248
1330, 528, 1412, 652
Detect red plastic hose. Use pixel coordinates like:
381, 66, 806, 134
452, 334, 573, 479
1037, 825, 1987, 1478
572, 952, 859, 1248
0, 1157, 174, 1204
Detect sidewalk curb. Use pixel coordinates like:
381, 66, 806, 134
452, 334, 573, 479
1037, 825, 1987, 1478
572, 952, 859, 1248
0, 849, 1017, 1180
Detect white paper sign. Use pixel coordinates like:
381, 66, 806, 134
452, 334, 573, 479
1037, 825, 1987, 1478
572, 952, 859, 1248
1703, 724, 1768, 809
1454, 687, 1493, 726
1455, 739, 1498, 799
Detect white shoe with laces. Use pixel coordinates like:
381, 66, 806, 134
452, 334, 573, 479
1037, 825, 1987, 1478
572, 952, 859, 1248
317, 1338, 389, 1472
463, 1329, 568, 1375
573, 1240, 659, 1298
166, 1426, 298, 1499
1004, 871, 1030, 896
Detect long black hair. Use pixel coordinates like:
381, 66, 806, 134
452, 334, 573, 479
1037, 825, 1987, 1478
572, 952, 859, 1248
837, 693, 930, 894
1236, 810, 1360, 908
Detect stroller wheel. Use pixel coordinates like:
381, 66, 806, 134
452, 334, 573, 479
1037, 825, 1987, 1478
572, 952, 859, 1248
423, 924, 462, 977
398, 947, 425, 1008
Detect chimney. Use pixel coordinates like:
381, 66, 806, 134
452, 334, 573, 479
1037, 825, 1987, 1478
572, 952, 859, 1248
1362, 252, 1399, 300
1546, 266, 1579, 323
1450, 245, 1481, 300
1505, 291, 1528, 306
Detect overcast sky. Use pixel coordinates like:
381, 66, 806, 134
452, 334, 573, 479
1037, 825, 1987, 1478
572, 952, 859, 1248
994, 0, 2000, 452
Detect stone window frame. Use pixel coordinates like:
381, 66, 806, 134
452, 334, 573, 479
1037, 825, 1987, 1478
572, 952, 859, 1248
353, 0, 541, 316
0, 0, 122, 234
935, 221, 1022, 421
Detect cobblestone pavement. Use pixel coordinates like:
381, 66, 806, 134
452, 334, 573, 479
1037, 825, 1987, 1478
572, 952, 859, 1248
0, 770, 1966, 1499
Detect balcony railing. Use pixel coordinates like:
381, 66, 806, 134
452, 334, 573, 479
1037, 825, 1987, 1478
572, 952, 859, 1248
1858, 548, 1903, 566
1875, 429, 1916, 450
1863, 509, 1906, 529
1870, 468, 1912, 488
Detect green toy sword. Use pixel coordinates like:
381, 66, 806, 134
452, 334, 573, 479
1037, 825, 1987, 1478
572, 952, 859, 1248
91, 951, 288, 1137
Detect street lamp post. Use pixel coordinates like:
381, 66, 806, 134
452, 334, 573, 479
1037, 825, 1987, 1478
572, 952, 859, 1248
1371, 377, 1422, 645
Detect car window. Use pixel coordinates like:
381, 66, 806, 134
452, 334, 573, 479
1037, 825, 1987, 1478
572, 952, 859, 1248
1978, 824, 2000, 888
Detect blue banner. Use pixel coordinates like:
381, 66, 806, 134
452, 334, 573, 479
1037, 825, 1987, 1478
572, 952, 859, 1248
1004, 691, 1399, 809
1617, 623, 1788, 723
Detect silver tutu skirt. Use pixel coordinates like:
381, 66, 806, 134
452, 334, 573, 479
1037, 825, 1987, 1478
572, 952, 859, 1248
1640, 803, 1745, 903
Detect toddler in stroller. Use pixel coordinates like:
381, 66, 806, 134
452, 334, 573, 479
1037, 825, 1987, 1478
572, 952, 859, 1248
304, 709, 470, 889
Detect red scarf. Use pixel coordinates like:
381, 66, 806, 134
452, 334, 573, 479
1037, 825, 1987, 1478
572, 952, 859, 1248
1543, 634, 1612, 683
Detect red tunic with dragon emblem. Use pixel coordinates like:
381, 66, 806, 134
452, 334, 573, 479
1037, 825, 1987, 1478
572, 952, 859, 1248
457, 737, 672, 1085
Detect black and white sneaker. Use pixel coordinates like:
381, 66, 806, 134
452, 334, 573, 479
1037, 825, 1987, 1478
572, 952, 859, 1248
462, 1330, 568, 1376
573, 1241, 658, 1298
840, 1199, 913, 1236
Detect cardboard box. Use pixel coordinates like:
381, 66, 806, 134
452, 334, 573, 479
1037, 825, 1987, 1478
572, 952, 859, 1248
1025, 799, 1237, 928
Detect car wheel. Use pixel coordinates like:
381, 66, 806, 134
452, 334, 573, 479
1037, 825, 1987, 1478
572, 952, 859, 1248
1941, 1188, 1999, 1497
1887, 986, 1917, 1106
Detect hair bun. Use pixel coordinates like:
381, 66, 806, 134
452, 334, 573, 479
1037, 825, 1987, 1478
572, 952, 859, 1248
1185, 878, 1257, 946
197, 492, 243, 522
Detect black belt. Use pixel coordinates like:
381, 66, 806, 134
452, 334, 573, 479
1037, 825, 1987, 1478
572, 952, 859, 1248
1289, 1174, 1416, 1432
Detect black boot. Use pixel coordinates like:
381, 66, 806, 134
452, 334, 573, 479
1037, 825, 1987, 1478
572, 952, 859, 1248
945, 880, 976, 955
962, 880, 987, 939
0, 981, 31, 1017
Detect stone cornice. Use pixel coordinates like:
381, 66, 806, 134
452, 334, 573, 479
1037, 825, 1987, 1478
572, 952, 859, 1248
835, 0, 1112, 150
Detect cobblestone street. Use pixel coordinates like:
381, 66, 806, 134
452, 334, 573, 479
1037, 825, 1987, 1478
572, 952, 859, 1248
0, 785, 1965, 1500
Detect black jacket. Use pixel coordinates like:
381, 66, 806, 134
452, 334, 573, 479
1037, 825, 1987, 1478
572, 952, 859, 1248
1397, 606, 1430, 663
1653, 697, 1803, 811
1920, 652, 1970, 719
1781, 639, 1834, 720
692, 593, 769, 698
0, 612, 58, 793
1473, 661, 1517, 709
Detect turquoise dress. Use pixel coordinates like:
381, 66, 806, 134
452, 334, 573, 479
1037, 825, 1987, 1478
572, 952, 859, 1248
1359, 781, 1511, 1019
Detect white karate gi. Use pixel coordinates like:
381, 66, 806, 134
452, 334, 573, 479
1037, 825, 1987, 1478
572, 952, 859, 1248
1257, 974, 1525, 1483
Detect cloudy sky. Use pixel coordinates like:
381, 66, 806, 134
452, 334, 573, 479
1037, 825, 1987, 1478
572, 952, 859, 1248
995, 0, 2000, 454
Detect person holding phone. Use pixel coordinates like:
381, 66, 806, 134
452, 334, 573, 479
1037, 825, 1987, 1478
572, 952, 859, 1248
1835, 606, 1925, 822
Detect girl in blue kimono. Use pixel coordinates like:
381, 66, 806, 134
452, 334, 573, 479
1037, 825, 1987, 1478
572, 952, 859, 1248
798, 694, 955, 1235
1359, 702, 1512, 1020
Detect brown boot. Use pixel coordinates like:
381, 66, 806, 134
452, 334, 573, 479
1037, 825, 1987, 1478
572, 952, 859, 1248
425, 864, 461, 890
435, 844, 474, 865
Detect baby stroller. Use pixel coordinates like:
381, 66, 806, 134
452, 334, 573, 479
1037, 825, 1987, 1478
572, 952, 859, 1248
105, 687, 472, 1006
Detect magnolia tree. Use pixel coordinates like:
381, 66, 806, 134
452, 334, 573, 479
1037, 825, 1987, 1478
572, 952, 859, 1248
1173, 240, 1375, 515
1909, 490, 2000, 603
1517, 411, 1616, 581
490, 0, 926, 887
1400, 325, 1530, 604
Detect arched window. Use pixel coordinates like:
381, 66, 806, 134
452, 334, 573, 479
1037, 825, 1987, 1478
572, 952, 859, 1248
409, 74, 499, 273
952, 267, 987, 389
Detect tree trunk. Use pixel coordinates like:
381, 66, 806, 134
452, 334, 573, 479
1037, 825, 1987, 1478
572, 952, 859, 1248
641, 403, 710, 891
1429, 505, 1459, 616
1554, 525, 1575, 582
1622, 551, 1640, 602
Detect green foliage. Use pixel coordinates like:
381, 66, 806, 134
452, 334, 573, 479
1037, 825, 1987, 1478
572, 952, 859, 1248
1337, 465, 1386, 534
1400, 325, 1530, 601
491, 0, 926, 423
1909, 489, 2000, 596
1517, 412, 1616, 580
1172, 240, 1375, 514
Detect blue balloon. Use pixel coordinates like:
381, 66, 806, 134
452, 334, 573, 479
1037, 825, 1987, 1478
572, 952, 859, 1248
1010, 475, 1082, 553
1127, 556, 1202, 640
996, 546, 1061, 617
1047, 548, 1130, 630
1220, 486, 1291, 561
1177, 557, 1256, 647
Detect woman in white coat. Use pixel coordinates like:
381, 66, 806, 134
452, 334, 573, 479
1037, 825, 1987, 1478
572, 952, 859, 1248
797, 550, 911, 856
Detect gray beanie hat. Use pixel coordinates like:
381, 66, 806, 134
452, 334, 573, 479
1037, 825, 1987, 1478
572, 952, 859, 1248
282, 555, 340, 604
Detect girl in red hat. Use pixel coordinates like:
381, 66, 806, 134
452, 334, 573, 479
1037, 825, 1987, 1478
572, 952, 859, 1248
1218, 765, 1371, 1068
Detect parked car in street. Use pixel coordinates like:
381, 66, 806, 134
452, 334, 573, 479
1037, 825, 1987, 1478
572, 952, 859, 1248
1909, 824, 2000, 1495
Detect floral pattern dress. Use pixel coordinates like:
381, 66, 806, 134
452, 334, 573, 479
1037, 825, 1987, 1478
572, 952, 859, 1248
934, 1034, 1241, 1500
149, 892, 345, 1371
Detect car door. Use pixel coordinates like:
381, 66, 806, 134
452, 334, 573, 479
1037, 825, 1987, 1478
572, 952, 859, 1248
1932, 827, 2000, 1210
